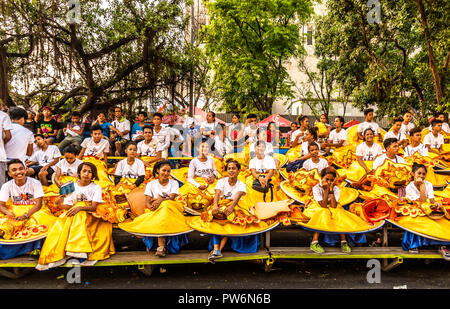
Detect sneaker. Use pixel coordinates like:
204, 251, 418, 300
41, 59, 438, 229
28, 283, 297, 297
341, 241, 351, 253
155, 246, 166, 257
310, 242, 325, 254
208, 249, 223, 263
408, 248, 419, 254
438, 246, 450, 261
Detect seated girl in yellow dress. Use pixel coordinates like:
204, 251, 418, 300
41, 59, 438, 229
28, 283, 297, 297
119, 160, 189, 257
355, 128, 384, 174
187, 142, 218, 191
137, 125, 163, 168
207, 159, 259, 262
36, 162, 115, 270
52, 145, 83, 188
302, 142, 329, 174
113, 142, 146, 188
401, 163, 450, 259
0, 159, 57, 259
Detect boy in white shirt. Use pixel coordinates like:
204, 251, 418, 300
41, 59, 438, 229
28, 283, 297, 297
26, 134, 61, 186
152, 113, 170, 159
400, 111, 415, 136
357, 108, 381, 141
243, 114, 258, 144
78, 125, 110, 164
0, 109, 12, 187
384, 117, 408, 148
372, 138, 405, 171
404, 127, 428, 158
424, 119, 445, 155
110, 106, 131, 156
137, 125, 163, 167
6, 107, 34, 164
325, 116, 347, 153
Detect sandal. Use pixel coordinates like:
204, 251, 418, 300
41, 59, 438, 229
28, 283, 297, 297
155, 246, 167, 257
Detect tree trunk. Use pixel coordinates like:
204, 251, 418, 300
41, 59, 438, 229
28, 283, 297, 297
0, 46, 8, 108
416, 0, 443, 106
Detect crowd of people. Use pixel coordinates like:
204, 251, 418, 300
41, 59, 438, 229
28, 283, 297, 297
0, 104, 448, 270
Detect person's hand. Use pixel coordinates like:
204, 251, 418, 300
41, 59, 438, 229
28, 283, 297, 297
321, 179, 329, 191
415, 177, 424, 188
223, 206, 234, 216
144, 161, 152, 168
198, 185, 208, 191
150, 198, 163, 210
206, 176, 215, 184
211, 207, 220, 216
5, 211, 16, 220
259, 176, 267, 188
66, 206, 83, 217
16, 213, 30, 221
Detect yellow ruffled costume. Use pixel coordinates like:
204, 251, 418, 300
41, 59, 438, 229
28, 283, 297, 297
36, 202, 115, 270
118, 199, 192, 236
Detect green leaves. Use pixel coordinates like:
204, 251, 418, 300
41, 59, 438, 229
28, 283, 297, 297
204, 0, 313, 114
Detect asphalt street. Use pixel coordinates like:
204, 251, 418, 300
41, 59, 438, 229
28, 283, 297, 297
0, 226, 449, 290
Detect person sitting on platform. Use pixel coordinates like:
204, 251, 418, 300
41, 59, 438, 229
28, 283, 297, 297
291, 115, 309, 147
114, 142, 146, 188
326, 116, 348, 150
249, 128, 274, 159
424, 119, 445, 155
187, 142, 218, 191
355, 128, 383, 175
404, 127, 428, 158
78, 125, 110, 165
25, 134, 61, 186
249, 140, 276, 195
309, 167, 352, 254
53, 146, 83, 188
372, 138, 405, 171
402, 163, 450, 260
208, 159, 250, 262
137, 125, 163, 167
58, 111, 85, 152
152, 113, 170, 159
383, 117, 408, 148
400, 111, 415, 136
357, 108, 381, 141
302, 142, 329, 174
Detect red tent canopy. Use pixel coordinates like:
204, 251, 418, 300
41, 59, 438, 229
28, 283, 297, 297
343, 120, 360, 128
257, 114, 292, 127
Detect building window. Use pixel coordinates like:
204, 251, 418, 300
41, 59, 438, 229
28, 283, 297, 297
306, 25, 313, 45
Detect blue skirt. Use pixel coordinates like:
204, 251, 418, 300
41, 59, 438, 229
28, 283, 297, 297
0, 240, 42, 260
401, 232, 450, 251
142, 235, 189, 254
209, 234, 260, 253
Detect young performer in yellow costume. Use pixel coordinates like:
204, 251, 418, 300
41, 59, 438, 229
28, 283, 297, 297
118, 160, 190, 257
137, 125, 163, 177
36, 162, 115, 270
303, 167, 377, 253
113, 141, 146, 189
0, 160, 57, 259
399, 163, 450, 259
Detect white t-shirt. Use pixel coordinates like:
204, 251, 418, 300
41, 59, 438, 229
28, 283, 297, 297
215, 177, 246, 200
405, 180, 434, 201
312, 183, 340, 203
249, 155, 276, 174
63, 182, 103, 206
214, 136, 233, 157
114, 158, 146, 179
328, 128, 348, 145
404, 144, 428, 158
167, 127, 184, 142
400, 122, 415, 136
291, 128, 306, 143
243, 126, 258, 144
81, 137, 110, 158
249, 141, 274, 157
111, 118, 131, 140
145, 179, 179, 199
0, 177, 44, 205
201, 121, 219, 135
383, 130, 407, 142
303, 158, 329, 173
300, 141, 321, 156
153, 127, 170, 152
357, 121, 381, 135
137, 138, 163, 157
188, 156, 217, 188
29, 145, 61, 166
355, 142, 383, 161
0, 111, 12, 162
55, 158, 83, 176
5, 123, 35, 162
423, 132, 444, 149
372, 154, 406, 171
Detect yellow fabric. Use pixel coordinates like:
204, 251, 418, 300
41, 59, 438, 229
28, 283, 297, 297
300, 200, 382, 233
118, 200, 191, 235
336, 160, 373, 183
171, 167, 189, 184
315, 121, 328, 136
394, 216, 450, 241
37, 210, 115, 266
186, 215, 278, 236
